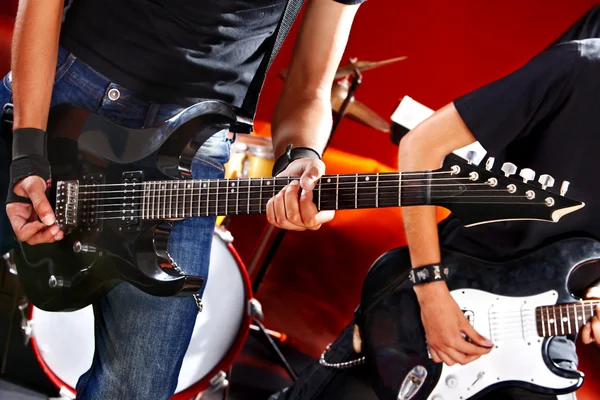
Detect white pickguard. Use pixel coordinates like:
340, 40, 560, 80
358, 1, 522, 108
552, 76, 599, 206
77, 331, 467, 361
428, 289, 579, 400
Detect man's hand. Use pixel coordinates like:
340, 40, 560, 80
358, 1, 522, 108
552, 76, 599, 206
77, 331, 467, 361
6, 175, 63, 245
581, 287, 600, 346
416, 281, 493, 366
266, 158, 334, 231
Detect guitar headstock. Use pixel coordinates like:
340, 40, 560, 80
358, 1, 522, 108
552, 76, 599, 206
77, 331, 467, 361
432, 153, 585, 227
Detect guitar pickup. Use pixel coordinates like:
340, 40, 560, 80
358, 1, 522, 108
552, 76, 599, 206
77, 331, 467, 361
119, 171, 144, 232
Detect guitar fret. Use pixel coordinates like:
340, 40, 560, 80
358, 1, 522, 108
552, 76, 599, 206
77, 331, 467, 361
141, 183, 146, 219
205, 181, 209, 216
375, 172, 379, 208
552, 305, 558, 336
566, 304, 572, 334
260, 178, 264, 213
225, 179, 229, 216
318, 180, 322, 210
152, 182, 157, 220
188, 182, 193, 217
160, 183, 164, 219
184, 182, 188, 218
540, 306, 546, 337
354, 174, 358, 209
235, 179, 239, 215
246, 179, 250, 214
215, 180, 219, 216
558, 305, 565, 335
336, 174, 339, 210
546, 306, 552, 336
398, 172, 402, 206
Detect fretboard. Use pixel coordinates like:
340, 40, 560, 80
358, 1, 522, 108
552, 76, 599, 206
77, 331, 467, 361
536, 300, 600, 337
137, 172, 442, 220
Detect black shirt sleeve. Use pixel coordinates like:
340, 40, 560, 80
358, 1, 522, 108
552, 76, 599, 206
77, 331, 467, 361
333, 0, 367, 4
453, 42, 581, 154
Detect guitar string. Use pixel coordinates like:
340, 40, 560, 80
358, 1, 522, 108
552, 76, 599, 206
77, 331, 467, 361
82, 192, 537, 210
75, 178, 483, 197
76, 183, 543, 204
73, 170, 462, 188
89, 200, 546, 218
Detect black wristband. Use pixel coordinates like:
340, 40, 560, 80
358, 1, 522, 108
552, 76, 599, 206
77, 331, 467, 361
12, 128, 47, 158
408, 263, 449, 286
6, 128, 51, 205
272, 144, 321, 176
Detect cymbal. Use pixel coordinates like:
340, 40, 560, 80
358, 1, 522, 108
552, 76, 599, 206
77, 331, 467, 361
334, 56, 407, 79
279, 56, 407, 81
331, 81, 390, 132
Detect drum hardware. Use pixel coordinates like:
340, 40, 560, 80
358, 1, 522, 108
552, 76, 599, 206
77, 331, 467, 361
17, 298, 32, 345
2, 252, 16, 276
209, 371, 229, 392
252, 318, 298, 381
279, 55, 407, 81
279, 57, 394, 136
328, 66, 363, 147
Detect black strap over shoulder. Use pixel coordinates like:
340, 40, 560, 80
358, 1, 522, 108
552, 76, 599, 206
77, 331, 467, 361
240, 0, 306, 121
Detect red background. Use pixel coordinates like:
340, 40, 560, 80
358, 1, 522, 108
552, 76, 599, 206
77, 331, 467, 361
1, 0, 599, 398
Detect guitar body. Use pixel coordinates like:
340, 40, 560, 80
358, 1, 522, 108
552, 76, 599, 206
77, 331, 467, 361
357, 237, 600, 400
14, 101, 242, 312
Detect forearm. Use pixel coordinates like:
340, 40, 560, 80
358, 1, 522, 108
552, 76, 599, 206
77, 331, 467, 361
398, 104, 477, 292
272, 94, 331, 157
271, 0, 359, 158
12, 0, 64, 130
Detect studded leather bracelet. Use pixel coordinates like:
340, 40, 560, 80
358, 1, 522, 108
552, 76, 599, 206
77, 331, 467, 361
408, 263, 449, 286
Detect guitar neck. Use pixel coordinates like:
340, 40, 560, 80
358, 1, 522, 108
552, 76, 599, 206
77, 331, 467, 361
536, 300, 600, 337
136, 172, 438, 220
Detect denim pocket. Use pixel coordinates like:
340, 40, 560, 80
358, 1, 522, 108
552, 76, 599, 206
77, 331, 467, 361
54, 52, 77, 84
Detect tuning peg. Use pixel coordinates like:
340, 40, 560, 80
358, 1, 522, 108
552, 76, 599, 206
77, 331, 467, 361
466, 150, 477, 165
501, 162, 517, 177
519, 168, 536, 183
560, 181, 570, 196
485, 157, 495, 171
538, 174, 555, 190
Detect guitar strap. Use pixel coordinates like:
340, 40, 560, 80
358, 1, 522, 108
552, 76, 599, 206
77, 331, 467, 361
239, 0, 306, 123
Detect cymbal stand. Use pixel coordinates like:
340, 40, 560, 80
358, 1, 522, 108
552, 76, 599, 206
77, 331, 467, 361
238, 65, 365, 394
248, 65, 363, 291
327, 66, 363, 148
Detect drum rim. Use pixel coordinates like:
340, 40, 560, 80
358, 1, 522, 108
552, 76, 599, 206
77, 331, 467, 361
29, 240, 254, 399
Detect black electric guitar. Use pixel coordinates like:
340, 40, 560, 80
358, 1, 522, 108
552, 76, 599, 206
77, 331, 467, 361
10, 101, 584, 312
357, 237, 599, 400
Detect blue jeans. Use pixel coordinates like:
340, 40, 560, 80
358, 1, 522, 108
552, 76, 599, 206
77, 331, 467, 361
0, 46, 231, 399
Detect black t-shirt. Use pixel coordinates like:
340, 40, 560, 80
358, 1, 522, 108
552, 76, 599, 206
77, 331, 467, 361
442, 39, 600, 264
442, 38, 600, 366
60, 0, 364, 108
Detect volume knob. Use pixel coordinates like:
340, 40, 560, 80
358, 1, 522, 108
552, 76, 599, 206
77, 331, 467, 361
445, 375, 459, 388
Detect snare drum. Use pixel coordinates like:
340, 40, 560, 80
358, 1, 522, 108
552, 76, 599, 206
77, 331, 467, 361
225, 134, 274, 179
28, 229, 252, 399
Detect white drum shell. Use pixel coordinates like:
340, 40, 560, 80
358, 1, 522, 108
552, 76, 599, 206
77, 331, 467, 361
31, 233, 248, 394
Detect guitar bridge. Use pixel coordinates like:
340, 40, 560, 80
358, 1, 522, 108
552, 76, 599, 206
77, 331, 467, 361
56, 180, 79, 234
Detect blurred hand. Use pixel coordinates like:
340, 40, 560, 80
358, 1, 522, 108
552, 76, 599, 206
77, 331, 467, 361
581, 287, 600, 346
266, 157, 335, 231
6, 175, 63, 245
416, 281, 493, 366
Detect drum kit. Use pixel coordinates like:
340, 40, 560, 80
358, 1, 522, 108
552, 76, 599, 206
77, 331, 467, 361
1, 55, 406, 399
